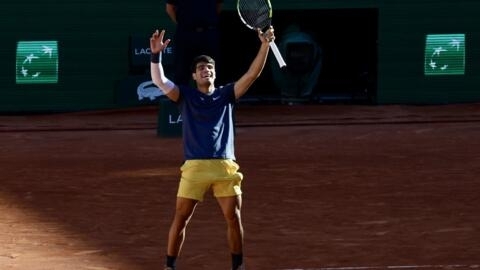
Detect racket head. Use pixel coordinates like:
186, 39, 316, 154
237, 0, 273, 31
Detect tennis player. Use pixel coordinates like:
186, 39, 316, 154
149, 26, 275, 270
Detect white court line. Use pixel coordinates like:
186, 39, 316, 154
280, 264, 480, 270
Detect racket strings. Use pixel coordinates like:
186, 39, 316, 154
238, 0, 272, 30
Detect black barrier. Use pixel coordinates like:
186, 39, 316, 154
157, 98, 182, 138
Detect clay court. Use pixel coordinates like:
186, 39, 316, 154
1, 103, 480, 270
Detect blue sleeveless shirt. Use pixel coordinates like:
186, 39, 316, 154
177, 83, 236, 160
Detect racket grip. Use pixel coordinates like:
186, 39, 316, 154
269, 41, 287, 68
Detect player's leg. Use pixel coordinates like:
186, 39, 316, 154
166, 160, 210, 269
212, 159, 244, 269
217, 195, 244, 270
217, 195, 243, 252
166, 197, 198, 256
165, 197, 198, 270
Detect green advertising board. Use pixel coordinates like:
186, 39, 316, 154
424, 34, 465, 76
16, 41, 59, 84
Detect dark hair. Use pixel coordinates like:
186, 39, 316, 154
190, 55, 215, 73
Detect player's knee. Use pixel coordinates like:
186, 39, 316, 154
224, 210, 241, 225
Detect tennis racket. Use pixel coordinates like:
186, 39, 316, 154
237, 0, 287, 68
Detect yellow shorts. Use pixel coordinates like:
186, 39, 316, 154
177, 159, 243, 201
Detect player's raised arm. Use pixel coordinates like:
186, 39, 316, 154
233, 26, 275, 99
150, 29, 180, 102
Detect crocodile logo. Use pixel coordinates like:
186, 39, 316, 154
137, 80, 164, 101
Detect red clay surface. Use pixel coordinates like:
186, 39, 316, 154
1, 103, 480, 270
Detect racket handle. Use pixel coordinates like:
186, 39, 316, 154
269, 41, 287, 68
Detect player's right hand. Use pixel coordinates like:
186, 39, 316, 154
150, 29, 171, 54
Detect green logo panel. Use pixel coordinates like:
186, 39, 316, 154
16, 41, 58, 84
424, 34, 465, 76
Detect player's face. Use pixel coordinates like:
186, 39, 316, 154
193, 62, 216, 86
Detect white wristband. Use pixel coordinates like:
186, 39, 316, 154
161, 79, 175, 94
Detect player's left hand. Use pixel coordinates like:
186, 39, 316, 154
257, 26, 275, 43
